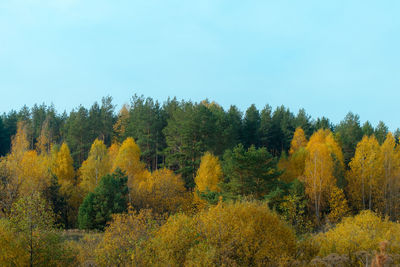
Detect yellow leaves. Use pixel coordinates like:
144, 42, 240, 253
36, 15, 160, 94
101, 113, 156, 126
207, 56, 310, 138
327, 186, 350, 224
79, 139, 111, 193
347, 135, 381, 211
290, 127, 307, 155
113, 104, 130, 140
138, 201, 296, 266
316, 210, 400, 256
19, 150, 51, 195
133, 168, 190, 214
113, 137, 146, 187
194, 152, 222, 207
53, 143, 75, 192
96, 209, 158, 267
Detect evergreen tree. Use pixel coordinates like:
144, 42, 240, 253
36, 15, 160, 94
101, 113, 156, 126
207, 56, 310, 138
335, 112, 363, 167
78, 169, 128, 230
374, 121, 389, 145
242, 104, 261, 148
222, 144, 281, 199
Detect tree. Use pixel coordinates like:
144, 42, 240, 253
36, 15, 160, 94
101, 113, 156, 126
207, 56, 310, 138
125, 95, 166, 170
222, 144, 281, 199
78, 169, 128, 230
63, 106, 91, 166
347, 135, 381, 211
96, 209, 160, 267
194, 152, 223, 207
242, 104, 260, 148
295, 108, 314, 138
375, 121, 389, 145
163, 101, 219, 188
52, 143, 80, 228
279, 179, 311, 235
335, 112, 363, 166
79, 139, 111, 193
327, 186, 350, 224
53, 143, 75, 192
112, 137, 147, 190
379, 133, 400, 219
289, 127, 308, 155
113, 104, 130, 142
302, 129, 341, 223
7, 193, 77, 266
362, 121, 374, 137
132, 168, 190, 214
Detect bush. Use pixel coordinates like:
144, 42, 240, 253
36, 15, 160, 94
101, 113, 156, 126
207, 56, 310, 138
315, 210, 400, 256
136, 201, 296, 266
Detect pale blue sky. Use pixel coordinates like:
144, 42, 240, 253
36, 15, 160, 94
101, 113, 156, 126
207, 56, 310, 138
1, 1, 400, 129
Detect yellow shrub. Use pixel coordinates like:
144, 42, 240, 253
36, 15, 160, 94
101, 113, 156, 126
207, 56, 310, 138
316, 210, 400, 256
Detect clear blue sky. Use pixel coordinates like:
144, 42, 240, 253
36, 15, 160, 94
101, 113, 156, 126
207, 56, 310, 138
1, 1, 400, 129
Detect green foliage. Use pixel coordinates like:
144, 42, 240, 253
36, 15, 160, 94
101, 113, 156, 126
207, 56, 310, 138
222, 144, 282, 199
335, 112, 363, 166
125, 95, 166, 170
78, 169, 128, 230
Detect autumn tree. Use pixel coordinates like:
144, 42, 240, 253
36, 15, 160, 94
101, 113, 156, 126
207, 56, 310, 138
79, 139, 111, 193
279, 127, 308, 183
379, 133, 400, 218
289, 127, 308, 155
113, 104, 130, 141
347, 135, 381, 211
327, 186, 350, 224
4, 193, 77, 266
113, 137, 147, 187
132, 168, 190, 214
52, 143, 81, 227
96, 209, 161, 266
194, 152, 223, 207
302, 129, 343, 223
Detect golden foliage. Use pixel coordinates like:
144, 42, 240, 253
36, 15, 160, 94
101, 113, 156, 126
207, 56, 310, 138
194, 152, 222, 207
133, 168, 191, 214
53, 143, 75, 192
79, 139, 111, 193
347, 135, 382, 211
316, 210, 400, 256
113, 137, 147, 187
96, 209, 160, 267
113, 104, 130, 140
327, 186, 350, 224
303, 129, 340, 222
290, 127, 307, 155
137, 201, 296, 266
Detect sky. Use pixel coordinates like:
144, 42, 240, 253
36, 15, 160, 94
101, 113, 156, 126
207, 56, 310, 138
1, 1, 400, 129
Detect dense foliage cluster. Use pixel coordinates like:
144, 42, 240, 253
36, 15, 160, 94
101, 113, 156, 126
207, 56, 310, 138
2, 95, 400, 265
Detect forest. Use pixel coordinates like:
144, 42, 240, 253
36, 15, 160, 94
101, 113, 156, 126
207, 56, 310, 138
1, 95, 400, 266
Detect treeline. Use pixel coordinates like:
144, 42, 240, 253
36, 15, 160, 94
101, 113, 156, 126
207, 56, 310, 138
0, 95, 396, 185
2, 95, 400, 265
